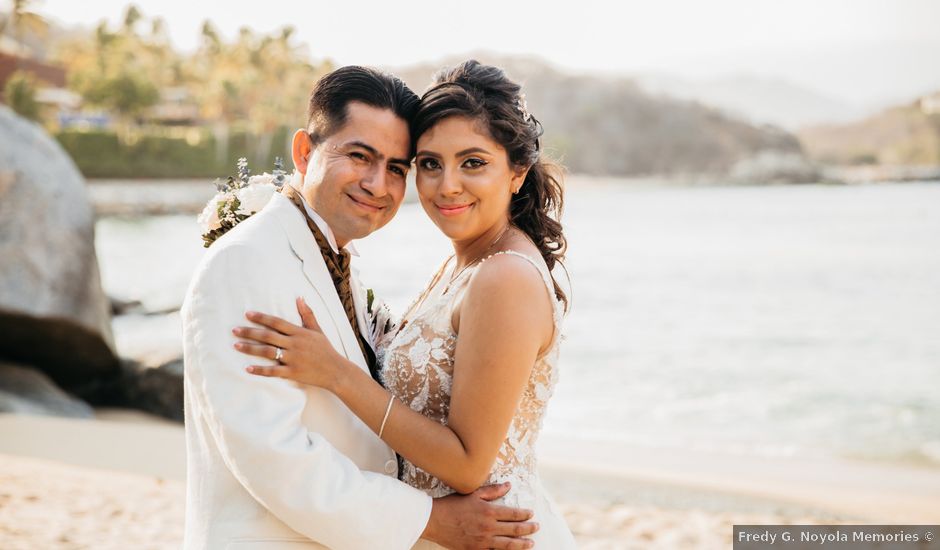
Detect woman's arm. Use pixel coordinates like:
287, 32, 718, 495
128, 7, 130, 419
237, 255, 553, 494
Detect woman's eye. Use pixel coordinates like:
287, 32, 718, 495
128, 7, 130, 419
463, 158, 487, 169
418, 158, 440, 171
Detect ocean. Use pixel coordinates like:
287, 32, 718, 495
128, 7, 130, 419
94, 178, 940, 468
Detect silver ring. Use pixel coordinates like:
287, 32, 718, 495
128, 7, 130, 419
274, 347, 284, 363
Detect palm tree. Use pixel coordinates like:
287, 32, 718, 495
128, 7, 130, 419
190, 20, 245, 163
55, 10, 161, 141
0, 0, 49, 58
122, 4, 142, 32
246, 25, 324, 163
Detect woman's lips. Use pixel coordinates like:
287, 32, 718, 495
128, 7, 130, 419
436, 203, 473, 217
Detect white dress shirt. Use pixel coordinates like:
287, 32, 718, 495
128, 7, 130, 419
290, 177, 359, 257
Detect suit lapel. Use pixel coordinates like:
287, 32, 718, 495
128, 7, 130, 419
268, 193, 369, 372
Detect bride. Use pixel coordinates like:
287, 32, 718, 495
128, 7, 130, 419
235, 60, 576, 548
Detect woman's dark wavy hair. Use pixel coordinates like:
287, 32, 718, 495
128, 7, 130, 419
413, 60, 569, 310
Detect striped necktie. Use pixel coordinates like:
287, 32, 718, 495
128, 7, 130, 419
282, 186, 380, 382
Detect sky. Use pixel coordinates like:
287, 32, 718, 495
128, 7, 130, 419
39, 0, 940, 108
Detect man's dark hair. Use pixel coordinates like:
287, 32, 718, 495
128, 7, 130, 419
306, 65, 419, 150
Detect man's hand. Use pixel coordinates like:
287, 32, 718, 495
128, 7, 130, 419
422, 482, 539, 550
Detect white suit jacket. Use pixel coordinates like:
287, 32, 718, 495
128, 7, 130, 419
181, 191, 432, 550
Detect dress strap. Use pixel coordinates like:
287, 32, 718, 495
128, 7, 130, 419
478, 250, 553, 292
476, 250, 564, 353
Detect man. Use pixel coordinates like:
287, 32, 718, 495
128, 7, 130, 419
182, 66, 538, 549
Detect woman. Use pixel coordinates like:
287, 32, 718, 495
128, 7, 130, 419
235, 60, 576, 548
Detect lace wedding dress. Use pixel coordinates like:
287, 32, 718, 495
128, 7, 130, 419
378, 251, 577, 549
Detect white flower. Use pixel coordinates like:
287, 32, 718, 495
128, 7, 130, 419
197, 192, 226, 231
199, 160, 290, 247
247, 173, 276, 186
369, 299, 398, 351
236, 182, 276, 216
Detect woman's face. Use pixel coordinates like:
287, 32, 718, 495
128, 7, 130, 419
414, 116, 526, 243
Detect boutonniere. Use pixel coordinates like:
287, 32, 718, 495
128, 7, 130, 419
365, 288, 396, 345
197, 157, 288, 247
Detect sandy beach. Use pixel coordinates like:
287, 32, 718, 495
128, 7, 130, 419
2, 412, 938, 549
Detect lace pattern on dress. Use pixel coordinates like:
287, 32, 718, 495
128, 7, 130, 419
378, 251, 564, 507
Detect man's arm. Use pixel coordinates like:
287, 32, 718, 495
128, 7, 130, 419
183, 243, 431, 550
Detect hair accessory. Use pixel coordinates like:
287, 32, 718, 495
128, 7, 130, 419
516, 93, 531, 121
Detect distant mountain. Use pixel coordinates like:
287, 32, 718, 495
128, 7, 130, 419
798, 91, 940, 167
634, 73, 865, 130
388, 53, 817, 183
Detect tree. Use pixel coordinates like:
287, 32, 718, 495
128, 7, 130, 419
0, 0, 49, 59
50, 7, 332, 158
4, 70, 41, 121
188, 21, 327, 163
83, 73, 158, 121
122, 4, 142, 32
0, 0, 48, 40
55, 7, 164, 139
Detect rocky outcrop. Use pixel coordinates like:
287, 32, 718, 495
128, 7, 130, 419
0, 105, 119, 389
728, 151, 820, 184
81, 358, 184, 422
799, 96, 940, 167
0, 361, 94, 418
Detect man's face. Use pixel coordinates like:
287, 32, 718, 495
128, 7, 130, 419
292, 101, 411, 246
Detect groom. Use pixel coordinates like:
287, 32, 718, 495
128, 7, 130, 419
182, 66, 538, 550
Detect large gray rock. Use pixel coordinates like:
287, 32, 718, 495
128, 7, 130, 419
0, 361, 94, 418
83, 358, 184, 422
728, 150, 820, 184
0, 105, 119, 388
119, 358, 183, 422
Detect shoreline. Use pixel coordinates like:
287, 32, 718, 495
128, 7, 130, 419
3, 411, 939, 548
86, 177, 940, 217
537, 436, 940, 524
2, 411, 937, 521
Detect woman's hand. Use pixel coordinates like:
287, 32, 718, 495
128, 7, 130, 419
233, 297, 349, 391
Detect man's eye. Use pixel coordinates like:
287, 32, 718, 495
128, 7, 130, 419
349, 152, 368, 161
418, 158, 440, 170
389, 165, 406, 177
463, 158, 486, 169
